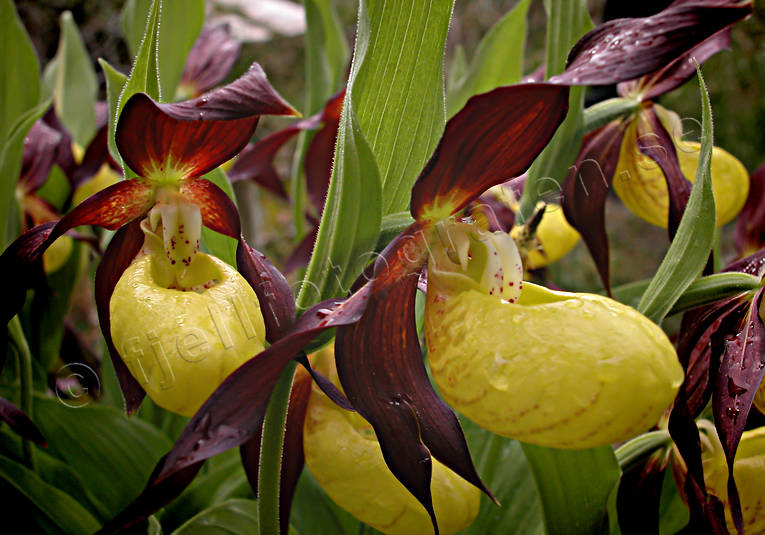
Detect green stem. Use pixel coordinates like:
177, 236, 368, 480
582, 97, 640, 132
257, 358, 299, 535
8, 316, 36, 471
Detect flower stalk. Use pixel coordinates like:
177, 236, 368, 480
8, 316, 36, 471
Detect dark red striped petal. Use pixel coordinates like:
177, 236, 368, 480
305, 90, 344, 212
617, 30, 731, 100
553, 0, 752, 86
240, 366, 312, 535
19, 120, 62, 193
562, 121, 627, 294
0, 223, 52, 326
616, 452, 668, 535
236, 238, 296, 343
94, 219, 147, 413
635, 107, 692, 239
179, 24, 241, 97
410, 83, 569, 222
179, 178, 240, 238
0, 397, 46, 446
335, 224, 492, 535
734, 164, 765, 257
116, 64, 297, 180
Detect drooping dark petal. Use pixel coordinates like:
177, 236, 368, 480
179, 24, 241, 97
116, 64, 297, 180
0, 397, 46, 446
71, 123, 116, 187
19, 120, 62, 193
179, 178, 240, 238
635, 106, 692, 239
240, 365, 312, 535
410, 83, 569, 222
561, 120, 627, 294
93, 219, 147, 413
468, 192, 517, 233
616, 451, 667, 535
0, 223, 52, 325
335, 224, 493, 535
236, 238, 296, 343
617, 30, 731, 100
227, 117, 319, 198
553, 0, 752, 86
305, 89, 344, 212
42, 107, 77, 179
95, 290, 371, 533
712, 287, 765, 534
734, 164, 765, 257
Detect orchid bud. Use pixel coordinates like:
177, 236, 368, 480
673, 420, 765, 533
613, 105, 749, 229
109, 250, 265, 416
303, 348, 480, 535
425, 222, 683, 449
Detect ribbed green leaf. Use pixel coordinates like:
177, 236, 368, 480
0, 0, 39, 145
0, 453, 101, 535
446, 0, 530, 118
351, 0, 454, 214
32, 394, 172, 516
303, 0, 349, 114
521, 443, 620, 535
637, 67, 716, 323
99, 58, 128, 165
172, 498, 259, 535
459, 420, 544, 535
51, 12, 98, 147
518, 0, 592, 222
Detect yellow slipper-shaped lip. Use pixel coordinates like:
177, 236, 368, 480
110, 252, 266, 417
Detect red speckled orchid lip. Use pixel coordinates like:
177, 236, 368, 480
116, 63, 298, 182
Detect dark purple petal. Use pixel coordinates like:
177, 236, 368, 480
179, 24, 241, 97
616, 452, 667, 535
240, 366, 312, 535
0, 397, 46, 446
283, 225, 318, 276
19, 120, 62, 193
734, 164, 765, 257
468, 193, 517, 232
94, 219, 147, 413
410, 83, 569, 222
305, 89, 344, 212
236, 238, 296, 343
712, 288, 765, 534
42, 107, 77, 179
635, 106, 692, 239
0, 223, 52, 325
335, 225, 493, 534
617, 30, 732, 99
553, 0, 752, 86
116, 64, 297, 179
562, 121, 627, 294
179, 178, 240, 238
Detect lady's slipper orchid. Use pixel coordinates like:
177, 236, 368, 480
424, 222, 682, 449
303, 347, 480, 535
673, 420, 765, 534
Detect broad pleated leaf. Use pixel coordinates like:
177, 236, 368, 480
552, 0, 753, 86
172, 498, 259, 534
94, 219, 147, 413
410, 83, 569, 222
335, 225, 492, 534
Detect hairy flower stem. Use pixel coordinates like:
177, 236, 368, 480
258, 358, 299, 534
582, 97, 640, 132
8, 316, 36, 471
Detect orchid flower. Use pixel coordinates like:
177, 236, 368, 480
175, 23, 241, 101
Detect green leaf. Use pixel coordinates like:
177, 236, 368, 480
31, 394, 172, 516
200, 167, 238, 267
99, 58, 128, 165
172, 498, 259, 534
518, 0, 592, 222
0, 0, 39, 145
459, 420, 544, 535
52, 12, 98, 148
521, 443, 620, 535
446, 0, 530, 118
297, 104, 381, 309
117, 0, 161, 177
290, 469, 360, 535
123, 0, 205, 99
0, 100, 51, 248
0, 453, 101, 535
351, 0, 454, 214
303, 0, 349, 114
35, 164, 72, 211
637, 67, 716, 324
